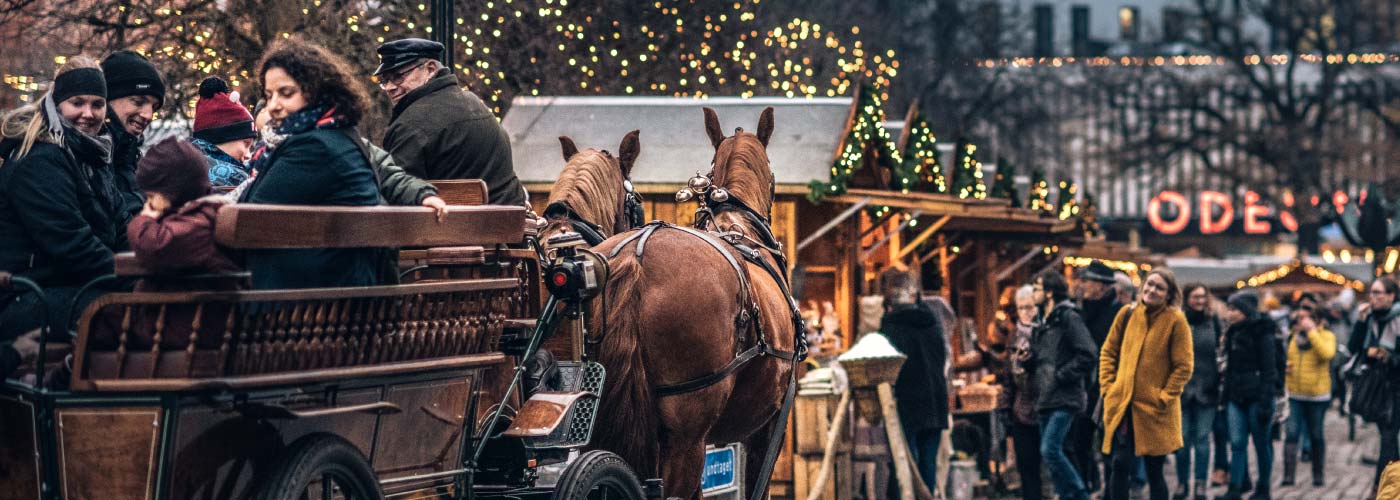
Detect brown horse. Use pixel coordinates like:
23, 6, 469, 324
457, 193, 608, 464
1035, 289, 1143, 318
587, 107, 799, 500
541, 130, 643, 246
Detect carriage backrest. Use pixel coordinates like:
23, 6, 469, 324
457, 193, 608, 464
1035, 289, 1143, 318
75, 203, 534, 392
429, 179, 489, 206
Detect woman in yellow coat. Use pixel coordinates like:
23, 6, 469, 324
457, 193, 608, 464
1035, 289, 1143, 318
1099, 269, 1195, 500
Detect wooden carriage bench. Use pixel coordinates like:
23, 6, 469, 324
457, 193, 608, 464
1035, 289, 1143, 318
77, 203, 532, 392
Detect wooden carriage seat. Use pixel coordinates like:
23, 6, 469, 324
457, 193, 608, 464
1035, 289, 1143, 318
74, 203, 527, 391
428, 179, 489, 206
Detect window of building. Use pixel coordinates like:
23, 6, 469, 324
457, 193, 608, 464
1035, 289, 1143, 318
1119, 6, 1140, 42
1072, 5, 1090, 56
1163, 7, 1186, 42
1034, 4, 1055, 57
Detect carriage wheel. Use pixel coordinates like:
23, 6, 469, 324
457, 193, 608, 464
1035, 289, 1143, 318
550, 450, 646, 500
258, 434, 383, 500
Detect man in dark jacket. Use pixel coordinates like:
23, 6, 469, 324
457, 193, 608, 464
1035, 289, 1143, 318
1074, 260, 1123, 493
879, 268, 948, 495
1031, 270, 1096, 500
1219, 291, 1279, 500
101, 50, 166, 236
375, 38, 524, 206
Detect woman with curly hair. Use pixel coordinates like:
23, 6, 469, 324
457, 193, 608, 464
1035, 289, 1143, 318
0, 55, 129, 339
239, 38, 386, 289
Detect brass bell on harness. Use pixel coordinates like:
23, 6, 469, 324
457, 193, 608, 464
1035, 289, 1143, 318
687, 173, 712, 191
709, 187, 730, 203
675, 188, 695, 203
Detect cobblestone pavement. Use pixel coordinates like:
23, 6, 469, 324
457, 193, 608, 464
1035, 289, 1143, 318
993, 410, 1385, 500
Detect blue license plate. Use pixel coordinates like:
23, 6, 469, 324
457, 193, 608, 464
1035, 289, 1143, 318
701, 445, 737, 492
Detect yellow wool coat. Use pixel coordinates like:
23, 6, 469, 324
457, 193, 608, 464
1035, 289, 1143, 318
1099, 303, 1195, 456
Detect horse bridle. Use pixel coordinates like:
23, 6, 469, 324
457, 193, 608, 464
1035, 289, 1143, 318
544, 180, 644, 246
684, 171, 787, 272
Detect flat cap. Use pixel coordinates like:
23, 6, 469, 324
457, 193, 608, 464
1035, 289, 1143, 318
375, 38, 444, 76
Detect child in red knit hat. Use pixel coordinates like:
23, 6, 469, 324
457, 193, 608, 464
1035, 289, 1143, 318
127, 138, 239, 274
192, 76, 257, 187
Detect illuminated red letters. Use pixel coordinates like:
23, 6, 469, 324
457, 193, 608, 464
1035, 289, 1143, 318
1148, 191, 1191, 234
1199, 191, 1233, 234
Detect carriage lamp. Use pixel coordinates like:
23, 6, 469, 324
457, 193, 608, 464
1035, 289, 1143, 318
544, 232, 605, 302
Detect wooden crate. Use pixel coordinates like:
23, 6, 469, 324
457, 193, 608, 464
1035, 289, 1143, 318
792, 393, 852, 500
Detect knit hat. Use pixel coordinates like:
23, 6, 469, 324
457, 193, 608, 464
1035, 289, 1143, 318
137, 138, 211, 208
1077, 260, 1118, 284
51, 67, 106, 103
1227, 290, 1260, 318
100, 50, 165, 109
193, 77, 256, 144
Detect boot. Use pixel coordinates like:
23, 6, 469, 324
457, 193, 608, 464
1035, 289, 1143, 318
1173, 483, 1189, 500
1215, 485, 1244, 500
1311, 445, 1326, 487
1240, 474, 1252, 493
1193, 482, 1208, 500
1281, 443, 1298, 486
1247, 484, 1271, 500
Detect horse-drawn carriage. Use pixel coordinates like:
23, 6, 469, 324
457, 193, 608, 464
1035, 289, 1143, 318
0, 106, 800, 500
0, 195, 653, 500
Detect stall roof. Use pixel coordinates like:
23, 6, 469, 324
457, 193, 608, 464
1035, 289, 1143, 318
1167, 256, 1372, 290
502, 96, 853, 186
826, 189, 1078, 234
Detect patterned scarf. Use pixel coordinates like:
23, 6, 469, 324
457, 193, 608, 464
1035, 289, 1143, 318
244, 103, 337, 177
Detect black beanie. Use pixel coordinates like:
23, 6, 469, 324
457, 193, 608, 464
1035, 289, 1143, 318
101, 50, 165, 109
52, 67, 106, 103
1227, 290, 1260, 318
137, 138, 211, 208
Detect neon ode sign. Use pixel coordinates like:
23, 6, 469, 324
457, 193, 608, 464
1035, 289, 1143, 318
1148, 190, 1303, 235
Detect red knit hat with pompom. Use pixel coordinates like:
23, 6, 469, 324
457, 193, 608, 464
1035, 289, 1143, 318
192, 76, 256, 144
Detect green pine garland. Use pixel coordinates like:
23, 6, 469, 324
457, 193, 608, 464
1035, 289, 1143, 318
1057, 178, 1081, 220
1082, 190, 1101, 236
951, 138, 987, 200
990, 157, 1020, 207
1028, 169, 1052, 215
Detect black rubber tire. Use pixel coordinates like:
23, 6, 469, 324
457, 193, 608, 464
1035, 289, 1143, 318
551, 450, 646, 500
258, 434, 383, 500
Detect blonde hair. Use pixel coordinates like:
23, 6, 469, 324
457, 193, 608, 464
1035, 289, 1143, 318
1, 55, 102, 162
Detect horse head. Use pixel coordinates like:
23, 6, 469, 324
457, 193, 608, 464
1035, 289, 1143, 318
688, 106, 777, 246
542, 130, 643, 246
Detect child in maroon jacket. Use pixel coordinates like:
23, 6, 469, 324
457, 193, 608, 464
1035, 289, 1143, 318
126, 137, 239, 274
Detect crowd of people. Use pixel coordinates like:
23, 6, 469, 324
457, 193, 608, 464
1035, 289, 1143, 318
0, 37, 525, 373
879, 262, 1400, 500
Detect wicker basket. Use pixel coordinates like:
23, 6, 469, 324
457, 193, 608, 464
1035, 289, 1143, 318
957, 383, 1001, 413
840, 356, 906, 390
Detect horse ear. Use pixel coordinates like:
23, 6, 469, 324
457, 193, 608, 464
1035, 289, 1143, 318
757, 107, 775, 147
559, 136, 580, 161
618, 129, 640, 178
702, 107, 725, 150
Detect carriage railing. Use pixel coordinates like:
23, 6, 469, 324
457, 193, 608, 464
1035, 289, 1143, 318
69, 279, 521, 391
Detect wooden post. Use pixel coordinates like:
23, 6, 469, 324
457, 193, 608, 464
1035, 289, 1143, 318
877, 383, 937, 500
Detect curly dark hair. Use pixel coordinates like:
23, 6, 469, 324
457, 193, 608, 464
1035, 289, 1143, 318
258, 38, 372, 126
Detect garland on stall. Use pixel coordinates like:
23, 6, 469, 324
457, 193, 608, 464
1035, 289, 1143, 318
989, 157, 1020, 207
951, 138, 987, 200
808, 83, 901, 202
1081, 190, 1102, 236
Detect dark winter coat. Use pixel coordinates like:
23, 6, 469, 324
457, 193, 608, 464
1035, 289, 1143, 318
238, 126, 385, 290
106, 112, 145, 235
365, 139, 437, 205
383, 69, 523, 206
1181, 310, 1222, 405
1081, 291, 1124, 394
195, 137, 253, 187
0, 134, 125, 288
127, 195, 239, 275
1030, 300, 1098, 414
1222, 315, 1280, 405
881, 302, 950, 433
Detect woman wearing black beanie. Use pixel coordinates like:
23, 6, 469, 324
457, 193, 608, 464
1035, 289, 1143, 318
1217, 290, 1281, 500
0, 55, 131, 340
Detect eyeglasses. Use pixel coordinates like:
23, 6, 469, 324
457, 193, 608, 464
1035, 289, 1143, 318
379, 61, 428, 88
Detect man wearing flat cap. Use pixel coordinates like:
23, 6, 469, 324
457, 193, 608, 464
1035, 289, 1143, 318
375, 38, 524, 206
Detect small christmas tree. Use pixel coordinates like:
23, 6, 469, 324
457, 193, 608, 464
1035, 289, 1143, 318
808, 83, 900, 201
990, 157, 1020, 207
951, 138, 987, 200
1082, 190, 1102, 237
898, 112, 947, 194
1057, 178, 1081, 220
1028, 169, 1052, 215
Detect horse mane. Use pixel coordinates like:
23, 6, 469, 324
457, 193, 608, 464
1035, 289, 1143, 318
710, 133, 774, 216
547, 149, 623, 232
